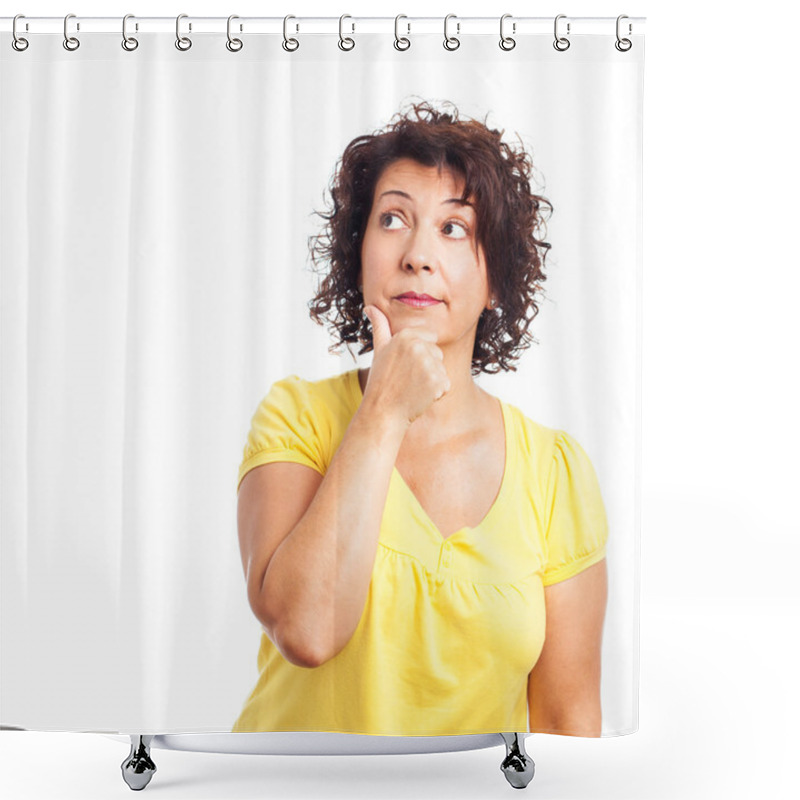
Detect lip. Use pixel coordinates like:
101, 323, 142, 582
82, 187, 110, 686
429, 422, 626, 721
394, 292, 442, 307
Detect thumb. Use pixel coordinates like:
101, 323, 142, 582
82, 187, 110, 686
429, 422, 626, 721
364, 305, 392, 352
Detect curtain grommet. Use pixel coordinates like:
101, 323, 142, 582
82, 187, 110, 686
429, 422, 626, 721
283, 15, 299, 52
121, 14, 139, 52
63, 13, 80, 51
226, 15, 243, 52
499, 14, 516, 51
443, 14, 460, 51
615, 15, 632, 51
12, 14, 29, 51
175, 14, 192, 51
553, 15, 571, 52
338, 15, 355, 51
394, 15, 411, 51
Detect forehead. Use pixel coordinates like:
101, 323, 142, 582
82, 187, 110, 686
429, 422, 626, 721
374, 158, 467, 198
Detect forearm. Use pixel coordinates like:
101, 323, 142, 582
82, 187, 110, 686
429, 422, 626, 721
258, 399, 408, 667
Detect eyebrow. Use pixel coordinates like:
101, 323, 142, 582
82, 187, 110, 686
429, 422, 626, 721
378, 189, 473, 208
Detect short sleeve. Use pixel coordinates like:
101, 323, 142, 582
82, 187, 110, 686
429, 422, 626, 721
236, 376, 327, 492
542, 430, 609, 586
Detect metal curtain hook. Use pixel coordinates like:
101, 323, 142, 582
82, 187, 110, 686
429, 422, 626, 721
339, 14, 355, 51
394, 14, 410, 51
499, 14, 516, 51
122, 14, 139, 51
175, 13, 192, 51
283, 15, 299, 51
553, 14, 570, 51
443, 14, 460, 51
12, 14, 29, 51
63, 13, 80, 51
227, 15, 243, 51
615, 15, 632, 51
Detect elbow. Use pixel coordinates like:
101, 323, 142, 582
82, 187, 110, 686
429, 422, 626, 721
271, 620, 334, 669
250, 593, 334, 668
247, 571, 338, 669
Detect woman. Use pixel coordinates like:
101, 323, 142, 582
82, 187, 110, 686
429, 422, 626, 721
232, 101, 608, 737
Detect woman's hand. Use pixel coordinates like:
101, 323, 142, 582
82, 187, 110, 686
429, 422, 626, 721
363, 305, 451, 426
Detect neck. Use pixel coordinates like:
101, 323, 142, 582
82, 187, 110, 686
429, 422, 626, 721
417, 360, 483, 431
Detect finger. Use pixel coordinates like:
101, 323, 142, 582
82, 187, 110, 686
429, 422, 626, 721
364, 305, 393, 352
417, 338, 444, 361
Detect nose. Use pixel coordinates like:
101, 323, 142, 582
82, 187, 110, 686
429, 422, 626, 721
402, 226, 439, 274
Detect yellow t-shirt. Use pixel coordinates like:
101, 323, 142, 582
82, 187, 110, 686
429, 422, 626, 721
232, 369, 608, 736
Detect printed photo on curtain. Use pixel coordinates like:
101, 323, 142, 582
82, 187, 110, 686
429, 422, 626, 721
0, 18, 642, 746
231, 100, 609, 738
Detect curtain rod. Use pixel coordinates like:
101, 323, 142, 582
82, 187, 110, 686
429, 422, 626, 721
1, 16, 646, 37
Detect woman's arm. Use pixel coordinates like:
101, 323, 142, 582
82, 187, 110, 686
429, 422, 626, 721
238, 400, 408, 669
527, 558, 608, 736
240, 307, 449, 669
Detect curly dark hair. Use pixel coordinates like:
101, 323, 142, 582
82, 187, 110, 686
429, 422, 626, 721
307, 99, 553, 375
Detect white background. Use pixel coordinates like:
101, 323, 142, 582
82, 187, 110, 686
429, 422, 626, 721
1, 1, 798, 799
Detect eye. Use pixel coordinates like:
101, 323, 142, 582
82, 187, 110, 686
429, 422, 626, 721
379, 212, 405, 230
443, 220, 469, 239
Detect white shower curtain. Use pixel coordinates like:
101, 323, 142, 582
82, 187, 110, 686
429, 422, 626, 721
0, 17, 643, 735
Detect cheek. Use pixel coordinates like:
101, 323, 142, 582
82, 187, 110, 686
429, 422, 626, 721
456, 263, 489, 300
361, 235, 393, 281
361, 224, 381, 260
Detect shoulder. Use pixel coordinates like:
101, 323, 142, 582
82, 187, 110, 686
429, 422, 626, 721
252, 371, 359, 456
503, 402, 599, 488
263, 370, 356, 415
239, 371, 357, 484
502, 400, 559, 468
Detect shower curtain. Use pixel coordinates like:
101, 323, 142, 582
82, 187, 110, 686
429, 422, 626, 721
0, 16, 643, 737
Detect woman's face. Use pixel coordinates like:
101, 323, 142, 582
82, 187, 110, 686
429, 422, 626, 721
358, 158, 492, 347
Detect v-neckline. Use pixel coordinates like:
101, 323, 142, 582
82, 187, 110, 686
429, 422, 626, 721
348, 368, 512, 542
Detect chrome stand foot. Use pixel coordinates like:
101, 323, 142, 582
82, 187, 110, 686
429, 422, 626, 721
121, 735, 157, 791
499, 732, 535, 789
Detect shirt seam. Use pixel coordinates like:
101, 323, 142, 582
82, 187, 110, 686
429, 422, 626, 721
237, 448, 325, 492
377, 541, 542, 588
542, 544, 607, 586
